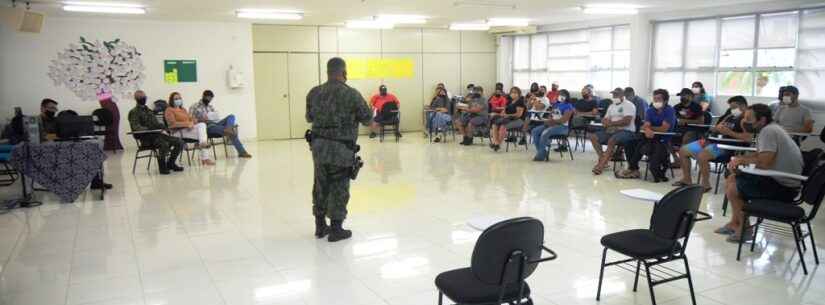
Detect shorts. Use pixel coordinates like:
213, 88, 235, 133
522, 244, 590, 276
684, 141, 726, 159
460, 114, 488, 127
595, 130, 635, 146
736, 172, 799, 202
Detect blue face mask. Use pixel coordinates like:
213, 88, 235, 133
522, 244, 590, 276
174, 99, 183, 107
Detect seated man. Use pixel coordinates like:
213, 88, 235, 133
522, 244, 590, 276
670, 88, 706, 167
190, 90, 252, 158
674, 96, 751, 192
546, 82, 560, 102
774, 85, 814, 133
591, 87, 636, 175
369, 85, 401, 139
39, 98, 58, 141
571, 86, 600, 128
722, 103, 803, 242
130, 90, 185, 175
456, 86, 488, 146
531, 89, 574, 161
624, 87, 648, 129
618, 89, 676, 182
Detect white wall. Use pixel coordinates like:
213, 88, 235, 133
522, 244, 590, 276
252, 25, 498, 134
0, 17, 257, 146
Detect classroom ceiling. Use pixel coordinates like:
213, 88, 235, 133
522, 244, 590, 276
9, 0, 825, 26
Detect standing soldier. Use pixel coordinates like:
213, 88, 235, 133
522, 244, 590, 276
306, 57, 372, 242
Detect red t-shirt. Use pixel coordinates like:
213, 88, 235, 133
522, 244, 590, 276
489, 96, 508, 113
546, 90, 559, 102
370, 93, 399, 112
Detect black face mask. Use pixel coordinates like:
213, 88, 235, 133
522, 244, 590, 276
202, 97, 212, 105
136, 97, 147, 106
45, 110, 56, 119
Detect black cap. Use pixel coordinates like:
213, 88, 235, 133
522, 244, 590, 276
784, 85, 799, 95
203, 90, 214, 97
677, 88, 694, 96
379, 85, 387, 90
610, 87, 624, 95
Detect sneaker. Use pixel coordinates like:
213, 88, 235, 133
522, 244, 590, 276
434, 137, 441, 143
553, 145, 569, 152
518, 138, 526, 145
369, 133, 377, 139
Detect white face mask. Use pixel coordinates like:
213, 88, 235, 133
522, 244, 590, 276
173, 98, 183, 107
691, 87, 701, 95
731, 108, 742, 117
558, 96, 566, 102
612, 98, 622, 105
653, 102, 664, 109
782, 96, 793, 105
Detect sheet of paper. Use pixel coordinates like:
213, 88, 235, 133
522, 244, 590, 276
739, 167, 808, 181
620, 188, 664, 202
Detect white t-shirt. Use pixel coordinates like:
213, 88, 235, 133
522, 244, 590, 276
537, 96, 551, 110
605, 101, 636, 132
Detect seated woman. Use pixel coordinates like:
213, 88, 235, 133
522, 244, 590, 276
165, 92, 214, 166
531, 89, 573, 161
489, 87, 526, 151
673, 96, 751, 192
427, 87, 453, 142
617, 89, 676, 182
524, 95, 550, 134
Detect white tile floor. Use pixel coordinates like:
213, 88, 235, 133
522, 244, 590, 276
1, 134, 823, 305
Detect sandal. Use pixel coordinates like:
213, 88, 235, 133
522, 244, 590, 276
702, 186, 713, 193
671, 181, 690, 187
714, 226, 735, 235
616, 170, 640, 179
592, 165, 604, 175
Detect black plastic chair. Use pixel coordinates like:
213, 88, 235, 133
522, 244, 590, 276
597, 185, 704, 305
545, 132, 574, 161
736, 164, 825, 275
504, 128, 528, 152
377, 102, 401, 143
435, 217, 557, 305
127, 131, 161, 174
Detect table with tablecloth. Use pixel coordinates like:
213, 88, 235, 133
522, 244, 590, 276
8, 141, 106, 203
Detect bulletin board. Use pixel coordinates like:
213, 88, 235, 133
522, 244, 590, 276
164, 59, 198, 83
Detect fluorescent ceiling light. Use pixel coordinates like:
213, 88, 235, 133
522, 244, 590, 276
346, 20, 394, 29
581, 3, 641, 15
236, 9, 303, 20
453, 0, 517, 9
63, 1, 143, 7
63, 3, 146, 14
449, 23, 490, 31
487, 18, 529, 27
376, 14, 427, 24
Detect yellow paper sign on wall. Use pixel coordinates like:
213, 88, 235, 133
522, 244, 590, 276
344, 58, 414, 80
164, 70, 178, 84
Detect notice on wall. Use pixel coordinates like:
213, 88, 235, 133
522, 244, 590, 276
164, 60, 197, 83
346, 58, 414, 80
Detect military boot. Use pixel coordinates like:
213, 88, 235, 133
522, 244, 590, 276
314, 215, 329, 239
328, 220, 352, 242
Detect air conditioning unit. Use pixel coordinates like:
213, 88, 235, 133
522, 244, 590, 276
489, 25, 537, 35
0, 7, 45, 33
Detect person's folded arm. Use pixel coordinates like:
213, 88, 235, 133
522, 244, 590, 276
650, 121, 671, 133
801, 119, 814, 133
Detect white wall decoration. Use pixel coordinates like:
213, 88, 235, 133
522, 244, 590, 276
48, 37, 145, 101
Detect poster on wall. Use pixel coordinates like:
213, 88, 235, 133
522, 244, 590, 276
345, 58, 414, 80
164, 60, 197, 84
48, 37, 145, 101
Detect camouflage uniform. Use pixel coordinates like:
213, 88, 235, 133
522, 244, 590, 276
306, 79, 372, 221
127, 105, 183, 162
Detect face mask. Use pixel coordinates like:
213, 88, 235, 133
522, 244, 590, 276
559, 96, 566, 102
691, 87, 701, 95
202, 98, 211, 105
136, 96, 147, 106
782, 96, 793, 105
495, 92, 501, 97
653, 102, 664, 109
681, 97, 690, 103
731, 108, 742, 117
612, 98, 622, 105
45, 110, 56, 118
173, 99, 183, 107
